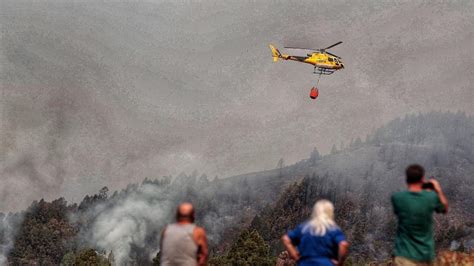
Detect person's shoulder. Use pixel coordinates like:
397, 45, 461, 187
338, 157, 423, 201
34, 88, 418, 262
194, 225, 206, 235
392, 190, 408, 200
299, 221, 312, 231
296, 222, 310, 233
192, 226, 207, 245
328, 226, 347, 242
423, 190, 437, 196
328, 225, 344, 234
299, 221, 310, 228
421, 190, 439, 199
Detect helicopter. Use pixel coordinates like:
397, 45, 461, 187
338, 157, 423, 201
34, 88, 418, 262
269, 41, 344, 99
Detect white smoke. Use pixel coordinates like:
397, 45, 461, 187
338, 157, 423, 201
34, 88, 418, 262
75, 174, 257, 265
82, 183, 173, 265
0, 213, 23, 265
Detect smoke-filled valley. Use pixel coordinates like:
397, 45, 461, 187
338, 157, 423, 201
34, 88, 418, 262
1, 112, 473, 265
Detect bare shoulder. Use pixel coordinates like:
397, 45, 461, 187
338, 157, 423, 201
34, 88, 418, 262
193, 226, 207, 245
194, 226, 206, 236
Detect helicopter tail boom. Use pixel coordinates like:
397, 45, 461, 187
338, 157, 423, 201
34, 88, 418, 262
269, 44, 282, 62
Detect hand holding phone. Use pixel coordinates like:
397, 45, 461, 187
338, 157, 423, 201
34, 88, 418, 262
422, 182, 434, 190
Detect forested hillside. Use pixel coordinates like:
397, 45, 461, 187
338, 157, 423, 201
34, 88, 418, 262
245, 111, 474, 263
1, 111, 473, 265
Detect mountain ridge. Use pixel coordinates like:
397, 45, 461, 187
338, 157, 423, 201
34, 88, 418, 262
1, 111, 473, 265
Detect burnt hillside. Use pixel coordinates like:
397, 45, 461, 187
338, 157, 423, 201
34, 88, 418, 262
1, 111, 473, 265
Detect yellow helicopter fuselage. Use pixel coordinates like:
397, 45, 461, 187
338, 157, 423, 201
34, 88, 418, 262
301, 53, 344, 69
269, 44, 344, 71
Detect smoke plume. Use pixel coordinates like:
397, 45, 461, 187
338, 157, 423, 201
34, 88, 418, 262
0, 213, 23, 265
75, 183, 171, 264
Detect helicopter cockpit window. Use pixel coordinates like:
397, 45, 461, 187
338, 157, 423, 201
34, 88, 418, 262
328, 57, 334, 62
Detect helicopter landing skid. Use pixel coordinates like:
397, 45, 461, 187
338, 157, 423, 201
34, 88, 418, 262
313, 67, 336, 75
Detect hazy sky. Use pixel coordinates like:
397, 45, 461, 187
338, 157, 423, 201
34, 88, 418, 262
1, 0, 473, 211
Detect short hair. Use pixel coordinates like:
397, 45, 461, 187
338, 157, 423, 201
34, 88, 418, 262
405, 164, 425, 184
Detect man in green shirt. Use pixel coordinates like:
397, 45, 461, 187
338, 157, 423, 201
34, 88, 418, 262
391, 164, 448, 266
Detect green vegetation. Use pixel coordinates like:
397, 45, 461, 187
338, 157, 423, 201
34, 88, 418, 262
8, 198, 77, 265
74, 248, 110, 266
210, 230, 274, 265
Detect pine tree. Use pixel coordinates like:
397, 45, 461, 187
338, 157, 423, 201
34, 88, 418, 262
310, 147, 321, 165
277, 158, 285, 177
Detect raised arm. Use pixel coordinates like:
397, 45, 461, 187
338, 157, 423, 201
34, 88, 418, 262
281, 234, 300, 261
430, 179, 448, 213
194, 226, 208, 266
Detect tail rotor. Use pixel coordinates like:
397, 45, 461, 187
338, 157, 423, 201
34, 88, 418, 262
269, 44, 282, 62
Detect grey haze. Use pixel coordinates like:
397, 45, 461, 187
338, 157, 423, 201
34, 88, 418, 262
1, 0, 473, 212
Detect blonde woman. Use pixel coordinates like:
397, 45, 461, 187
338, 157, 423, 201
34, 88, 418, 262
282, 200, 350, 266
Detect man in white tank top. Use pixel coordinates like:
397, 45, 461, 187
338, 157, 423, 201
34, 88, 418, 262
160, 202, 208, 266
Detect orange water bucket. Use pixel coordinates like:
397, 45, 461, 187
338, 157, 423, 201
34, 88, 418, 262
310, 87, 319, 99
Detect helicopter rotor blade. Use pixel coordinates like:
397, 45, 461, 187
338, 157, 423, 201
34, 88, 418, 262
284, 47, 320, 51
324, 41, 343, 50
326, 51, 341, 58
